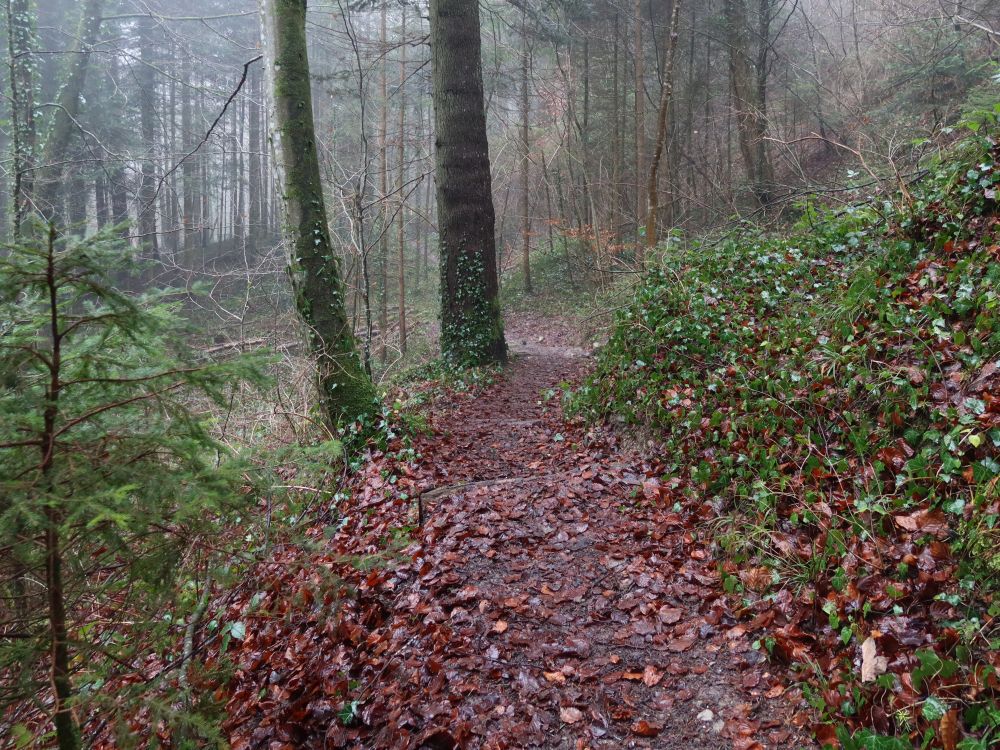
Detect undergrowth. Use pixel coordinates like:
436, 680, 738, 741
571, 130, 1000, 746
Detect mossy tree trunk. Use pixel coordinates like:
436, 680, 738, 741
259, 0, 377, 424
430, 0, 506, 365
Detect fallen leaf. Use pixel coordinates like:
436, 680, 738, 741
493, 620, 508, 634
560, 707, 584, 724
543, 671, 566, 684
658, 606, 683, 624
630, 720, 662, 737
860, 637, 888, 682
642, 665, 663, 686
940, 710, 959, 750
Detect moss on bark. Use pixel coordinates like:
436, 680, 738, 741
262, 0, 377, 424
430, 0, 507, 366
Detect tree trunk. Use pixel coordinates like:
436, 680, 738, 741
634, 0, 645, 237
259, 0, 376, 424
6, 0, 37, 238
248, 64, 263, 254
34, 0, 103, 225
137, 17, 159, 257
378, 2, 389, 362
430, 0, 506, 365
181, 57, 197, 258
724, 0, 774, 207
520, 15, 532, 295
397, 5, 407, 355
644, 0, 682, 253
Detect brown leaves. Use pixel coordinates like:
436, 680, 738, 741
894, 508, 950, 539
630, 719, 662, 737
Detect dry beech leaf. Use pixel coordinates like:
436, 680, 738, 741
940, 710, 959, 750
560, 707, 584, 724
658, 606, 683, 624
860, 637, 887, 682
631, 720, 662, 737
493, 620, 508, 634
642, 665, 663, 687
543, 671, 566, 684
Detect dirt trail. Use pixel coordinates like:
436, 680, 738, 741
347, 324, 813, 749
222, 318, 813, 750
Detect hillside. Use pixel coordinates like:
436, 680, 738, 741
571, 132, 1000, 747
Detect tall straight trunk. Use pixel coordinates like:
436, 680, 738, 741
35, 0, 103, 225
611, 13, 621, 244
137, 17, 159, 257
378, 2, 388, 361
198, 86, 210, 252
259, 0, 376, 424
644, 0, 681, 253
397, 5, 407, 355
94, 170, 109, 229
6, 0, 37, 238
724, 0, 773, 207
429, 0, 506, 365
520, 16, 532, 294
248, 64, 263, 253
634, 0, 645, 235
181, 57, 197, 256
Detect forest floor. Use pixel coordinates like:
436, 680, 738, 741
222, 314, 817, 749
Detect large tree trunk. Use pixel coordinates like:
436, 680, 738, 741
430, 0, 506, 365
520, 14, 532, 295
259, 0, 376, 424
724, 0, 774, 207
34, 0, 103, 225
633, 0, 645, 237
644, 0, 682, 253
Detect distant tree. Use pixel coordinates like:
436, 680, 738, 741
34, 0, 103, 227
724, 0, 776, 207
430, 0, 507, 365
259, 0, 378, 424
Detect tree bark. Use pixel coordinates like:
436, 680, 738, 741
397, 5, 408, 355
137, 16, 159, 257
644, 0, 681, 253
634, 0, 645, 236
520, 15, 532, 295
6, 0, 37, 238
430, 0, 506, 365
724, 0, 774, 207
378, 2, 389, 362
259, 0, 377, 424
34, 0, 103, 225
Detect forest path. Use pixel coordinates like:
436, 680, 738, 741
360, 316, 811, 749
